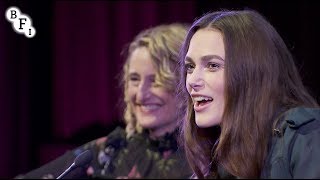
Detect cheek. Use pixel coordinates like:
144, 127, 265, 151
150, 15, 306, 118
185, 77, 192, 94
216, 77, 225, 96
152, 89, 168, 99
126, 86, 136, 102
208, 72, 225, 92
162, 95, 179, 118
214, 80, 225, 110
153, 89, 176, 107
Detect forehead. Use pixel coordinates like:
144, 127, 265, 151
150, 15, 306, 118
128, 47, 156, 74
187, 28, 225, 59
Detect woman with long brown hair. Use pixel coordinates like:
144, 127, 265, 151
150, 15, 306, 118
178, 9, 320, 178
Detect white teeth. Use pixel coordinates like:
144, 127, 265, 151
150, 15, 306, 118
141, 105, 161, 111
193, 96, 213, 102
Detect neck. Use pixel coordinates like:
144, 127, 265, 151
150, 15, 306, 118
148, 120, 178, 140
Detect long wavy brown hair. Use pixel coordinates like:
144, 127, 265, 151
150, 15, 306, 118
178, 9, 319, 178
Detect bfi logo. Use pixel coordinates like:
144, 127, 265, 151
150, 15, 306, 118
5, 6, 36, 38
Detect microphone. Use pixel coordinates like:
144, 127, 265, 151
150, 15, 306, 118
56, 149, 93, 179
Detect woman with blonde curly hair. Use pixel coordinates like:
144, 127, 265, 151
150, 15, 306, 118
16, 23, 192, 179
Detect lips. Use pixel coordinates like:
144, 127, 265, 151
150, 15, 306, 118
191, 95, 213, 112
137, 104, 162, 113
194, 101, 212, 112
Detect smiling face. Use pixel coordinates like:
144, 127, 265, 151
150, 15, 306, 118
185, 28, 225, 128
127, 47, 178, 136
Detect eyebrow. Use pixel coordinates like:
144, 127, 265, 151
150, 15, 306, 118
128, 72, 139, 77
185, 55, 224, 63
128, 72, 156, 79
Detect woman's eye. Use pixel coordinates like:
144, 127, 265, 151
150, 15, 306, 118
129, 77, 139, 81
128, 75, 140, 86
185, 63, 195, 73
149, 76, 156, 83
207, 63, 220, 71
149, 77, 162, 87
150, 78, 157, 86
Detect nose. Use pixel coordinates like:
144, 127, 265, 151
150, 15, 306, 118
136, 80, 151, 102
186, 69, 204, 92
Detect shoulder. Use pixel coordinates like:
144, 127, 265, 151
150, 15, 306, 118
284, 107, 320, 134
282, 107, 320, 178
263, 107, 320, 178
74, 126, 127, 154
106, 126, 126, 140
270, 106, 320, 158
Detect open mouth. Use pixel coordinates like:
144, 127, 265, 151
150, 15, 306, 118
135, 102, 163, 113
140, 104, 161, 111
193, 96, 213, 107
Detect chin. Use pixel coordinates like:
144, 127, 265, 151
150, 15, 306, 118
196, 119, 219, 128
196, 123, 211, 128
137, 119, 157, 128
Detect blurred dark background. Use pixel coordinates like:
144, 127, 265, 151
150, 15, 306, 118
0, 0, 319, 178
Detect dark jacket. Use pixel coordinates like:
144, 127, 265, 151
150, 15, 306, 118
261, 107, 320, 178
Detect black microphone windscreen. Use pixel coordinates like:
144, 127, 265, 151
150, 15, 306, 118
73, 150, 93, 168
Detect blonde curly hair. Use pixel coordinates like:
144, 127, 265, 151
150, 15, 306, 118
121, 23, 188, 138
